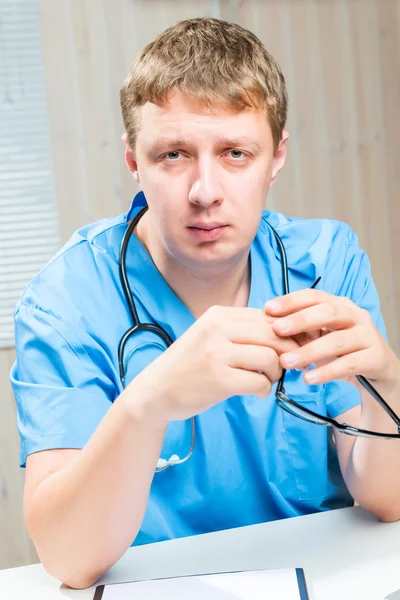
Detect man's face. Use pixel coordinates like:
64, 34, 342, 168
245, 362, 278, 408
127, 90, 287, 272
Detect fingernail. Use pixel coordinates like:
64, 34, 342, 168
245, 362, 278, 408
275, 319, 292, 333
282, 352, 299, 367
265, 300, 281, 312
305, 371, 319, 383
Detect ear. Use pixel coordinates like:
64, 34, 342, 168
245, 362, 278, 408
122, 132, 140, 183
269, 130, 289, 188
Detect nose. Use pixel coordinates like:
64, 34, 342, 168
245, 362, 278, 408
188, 157, 224, 208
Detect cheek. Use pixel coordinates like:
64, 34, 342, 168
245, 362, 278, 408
154, 200, 184, 247
233, 161, 272, 199
143, 167, 188, 209
232, 173, 269, 218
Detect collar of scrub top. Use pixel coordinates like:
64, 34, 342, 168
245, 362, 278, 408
124, 191, 195, 342
125, 194, 400, 441
123, 191, 272, 340
126, 191, 319, 292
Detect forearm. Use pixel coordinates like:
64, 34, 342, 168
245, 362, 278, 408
25, 384, 167, 589
344, 382, 400, 522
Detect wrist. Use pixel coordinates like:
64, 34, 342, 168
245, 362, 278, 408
356, 372, 400, 422
374, 360, 400, 401
353, 354, 400, 399
119, 376, 171, 432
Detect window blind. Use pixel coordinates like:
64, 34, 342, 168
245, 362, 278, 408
0, 0, 61, 348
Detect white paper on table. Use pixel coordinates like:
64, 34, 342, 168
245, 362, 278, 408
97, 568, 308, 599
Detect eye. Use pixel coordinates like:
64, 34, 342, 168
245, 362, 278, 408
163, 151, 181, 161
227, 149, 247, 159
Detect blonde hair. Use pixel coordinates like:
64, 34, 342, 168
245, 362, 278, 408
120, 17, 288, 153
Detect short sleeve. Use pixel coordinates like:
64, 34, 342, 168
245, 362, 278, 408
324, 224, 388, 419
10, 303, 119, 467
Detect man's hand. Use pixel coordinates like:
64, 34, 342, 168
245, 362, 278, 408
129, 306, 299, 425
264, 290, 400, 396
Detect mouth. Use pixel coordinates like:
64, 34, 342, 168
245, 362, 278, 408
189, 222, 226, 230
187, 224, 228, 241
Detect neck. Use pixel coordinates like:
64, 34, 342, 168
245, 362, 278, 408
136, 212, 251, 318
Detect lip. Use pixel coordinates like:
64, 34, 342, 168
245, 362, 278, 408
187, 224, 227, 242
188, 222, 226, 230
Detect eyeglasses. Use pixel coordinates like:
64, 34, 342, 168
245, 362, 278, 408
264, 220, 400, 440
276, 369, 400, 439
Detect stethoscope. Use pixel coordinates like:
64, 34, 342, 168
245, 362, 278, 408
117, 204, 292, 472
118, 206, 194, 472
118, 205, 400, 473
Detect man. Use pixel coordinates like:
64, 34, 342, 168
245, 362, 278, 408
10, 17, 400, 589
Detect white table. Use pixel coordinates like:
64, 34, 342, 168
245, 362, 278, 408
1, 506, 400, 600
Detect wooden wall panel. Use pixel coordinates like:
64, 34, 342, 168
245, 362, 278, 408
375, 0, 400, 351
37, 0, 90, 238
1, 0, 399, 569
0, 350, 37, 569
347, 0, 398, 348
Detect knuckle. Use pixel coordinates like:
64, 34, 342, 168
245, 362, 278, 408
255, 377, 272, 398
311, 288, 323, 304
263, 348, 281, 384
202, 336, 222, 369
326, 303, 338, 321
360, 307, 372, 324
203, 340, 220, 365
345, 360, 358, 376
206, 304, 223, 323
272, 363, 283, 384
204, 305, 230, 335
263, 346, 278, 362
341, 296, 354, 308
335, 332, 347, 354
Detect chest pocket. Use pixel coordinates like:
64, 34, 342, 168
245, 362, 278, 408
281, 386, 331, 502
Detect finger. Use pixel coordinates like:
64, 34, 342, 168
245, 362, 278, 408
292, 330, 322, 347
227, 366, 274, 399
227, 319, 300, 355
208, 305, 275, 323
272, 303, 357, 337
280, 328, 367, 370
264, 289, 351, 317
302, 349, 375, 384
229, 344, 282, 382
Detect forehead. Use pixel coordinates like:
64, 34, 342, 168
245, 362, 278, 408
136, 91, 272, 146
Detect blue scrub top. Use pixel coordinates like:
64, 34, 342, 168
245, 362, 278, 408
10, 192, 387, 546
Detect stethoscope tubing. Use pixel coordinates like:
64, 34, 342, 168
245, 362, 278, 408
118, 207, 400, 469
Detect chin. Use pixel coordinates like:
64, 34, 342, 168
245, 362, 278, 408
177, 242, 246, 269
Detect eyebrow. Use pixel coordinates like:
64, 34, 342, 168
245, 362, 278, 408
218, 137, 261, 150
149, 138, 188, 153
149, 136, 260, 153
